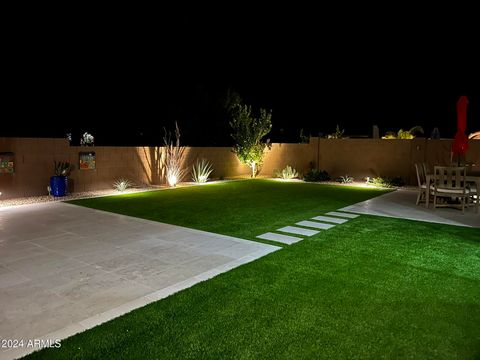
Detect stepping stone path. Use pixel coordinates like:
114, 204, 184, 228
256, 211, 360, 245
277, 226, 319, 236
296, 220, 335, 230
326, 211, 359, 219
311, 215, 348, 224
256, 232, 303, 245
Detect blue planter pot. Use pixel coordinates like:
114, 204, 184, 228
50, 176, 68, 197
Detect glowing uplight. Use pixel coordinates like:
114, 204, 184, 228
199, 175, 208, 182
167, 174, 178, 187
271, 178, 302, 183
192, 180, 226, 186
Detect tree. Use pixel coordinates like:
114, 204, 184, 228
382, 126, 424, 139
229, 100, 272, 178
326, 125, 345, 139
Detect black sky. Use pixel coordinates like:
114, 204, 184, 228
2, 7, 479, 145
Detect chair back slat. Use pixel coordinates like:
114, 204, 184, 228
415, 163, 425, 187
434, 166, 466, 191
422, 163, 429, 178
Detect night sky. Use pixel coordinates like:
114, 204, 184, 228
2, 7, 479, 146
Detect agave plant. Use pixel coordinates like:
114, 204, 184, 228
340, 175, 354, 184
113, 178, 133, 192
192, 159, 214, 183
275, 165, 299, 180
53, 161, 73, 176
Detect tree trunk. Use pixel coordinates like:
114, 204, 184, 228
251, 162, 256, 178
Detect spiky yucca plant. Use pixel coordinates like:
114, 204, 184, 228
275, 165, 299, 179
192, 159, 214, 183
113, 178, 133, 192
163, 122, 186, 187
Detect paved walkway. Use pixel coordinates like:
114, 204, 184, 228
340, 189, 480, 228
0, 203, 279, 359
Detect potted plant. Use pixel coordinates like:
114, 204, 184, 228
50, 161, 73, 197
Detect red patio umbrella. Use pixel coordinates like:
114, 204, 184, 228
452, 95, 469, 158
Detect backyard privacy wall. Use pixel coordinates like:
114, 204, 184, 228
0, 137, 479, 199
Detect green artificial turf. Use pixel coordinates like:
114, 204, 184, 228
26, 180, 480, 359
66, 180, 388, 243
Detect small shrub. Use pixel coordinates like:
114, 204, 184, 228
192, 159, 214, 183
367, 176, 405, 188
389, 176, 406, 187
275, 165, 299, 179
113, 178, 133, 192
339, 175, 354, 184
303, 169, 331, 182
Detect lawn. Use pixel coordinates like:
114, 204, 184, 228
66, 180, 388, 243
27, 180, 480, 359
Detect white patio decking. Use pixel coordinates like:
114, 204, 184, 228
0, 202, 280, 360
340, 189, 480, 228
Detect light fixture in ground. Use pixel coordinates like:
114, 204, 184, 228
167, 174, 178, 187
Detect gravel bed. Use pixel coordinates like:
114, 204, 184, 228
0, 179, 240, 208
0, 186, 162, 208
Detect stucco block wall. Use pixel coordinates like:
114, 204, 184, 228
0, 137, 479, 199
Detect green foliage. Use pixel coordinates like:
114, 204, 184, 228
327, 125, 345, 139
339, 175, 354, 184
383, 126, 424, 139
274, 165, 299, 179
303, 169, 331, 182
367, 176, 405, 188
53, 161, 72, 176
192, 159, 214, 183
229, 98, 272, 177
113, 178, 133, 192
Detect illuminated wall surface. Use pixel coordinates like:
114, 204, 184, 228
0, 137, 479, 199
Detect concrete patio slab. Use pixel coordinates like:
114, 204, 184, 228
0, 202, 280, 360
325, 211, 359, 219
340, 189, 480, 228
296, 220, 335, 230
256, 232, 303, 245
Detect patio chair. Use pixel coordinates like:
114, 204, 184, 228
414, 163, 430, 205
422, 163, 429, 179
433, 166, 470, 213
